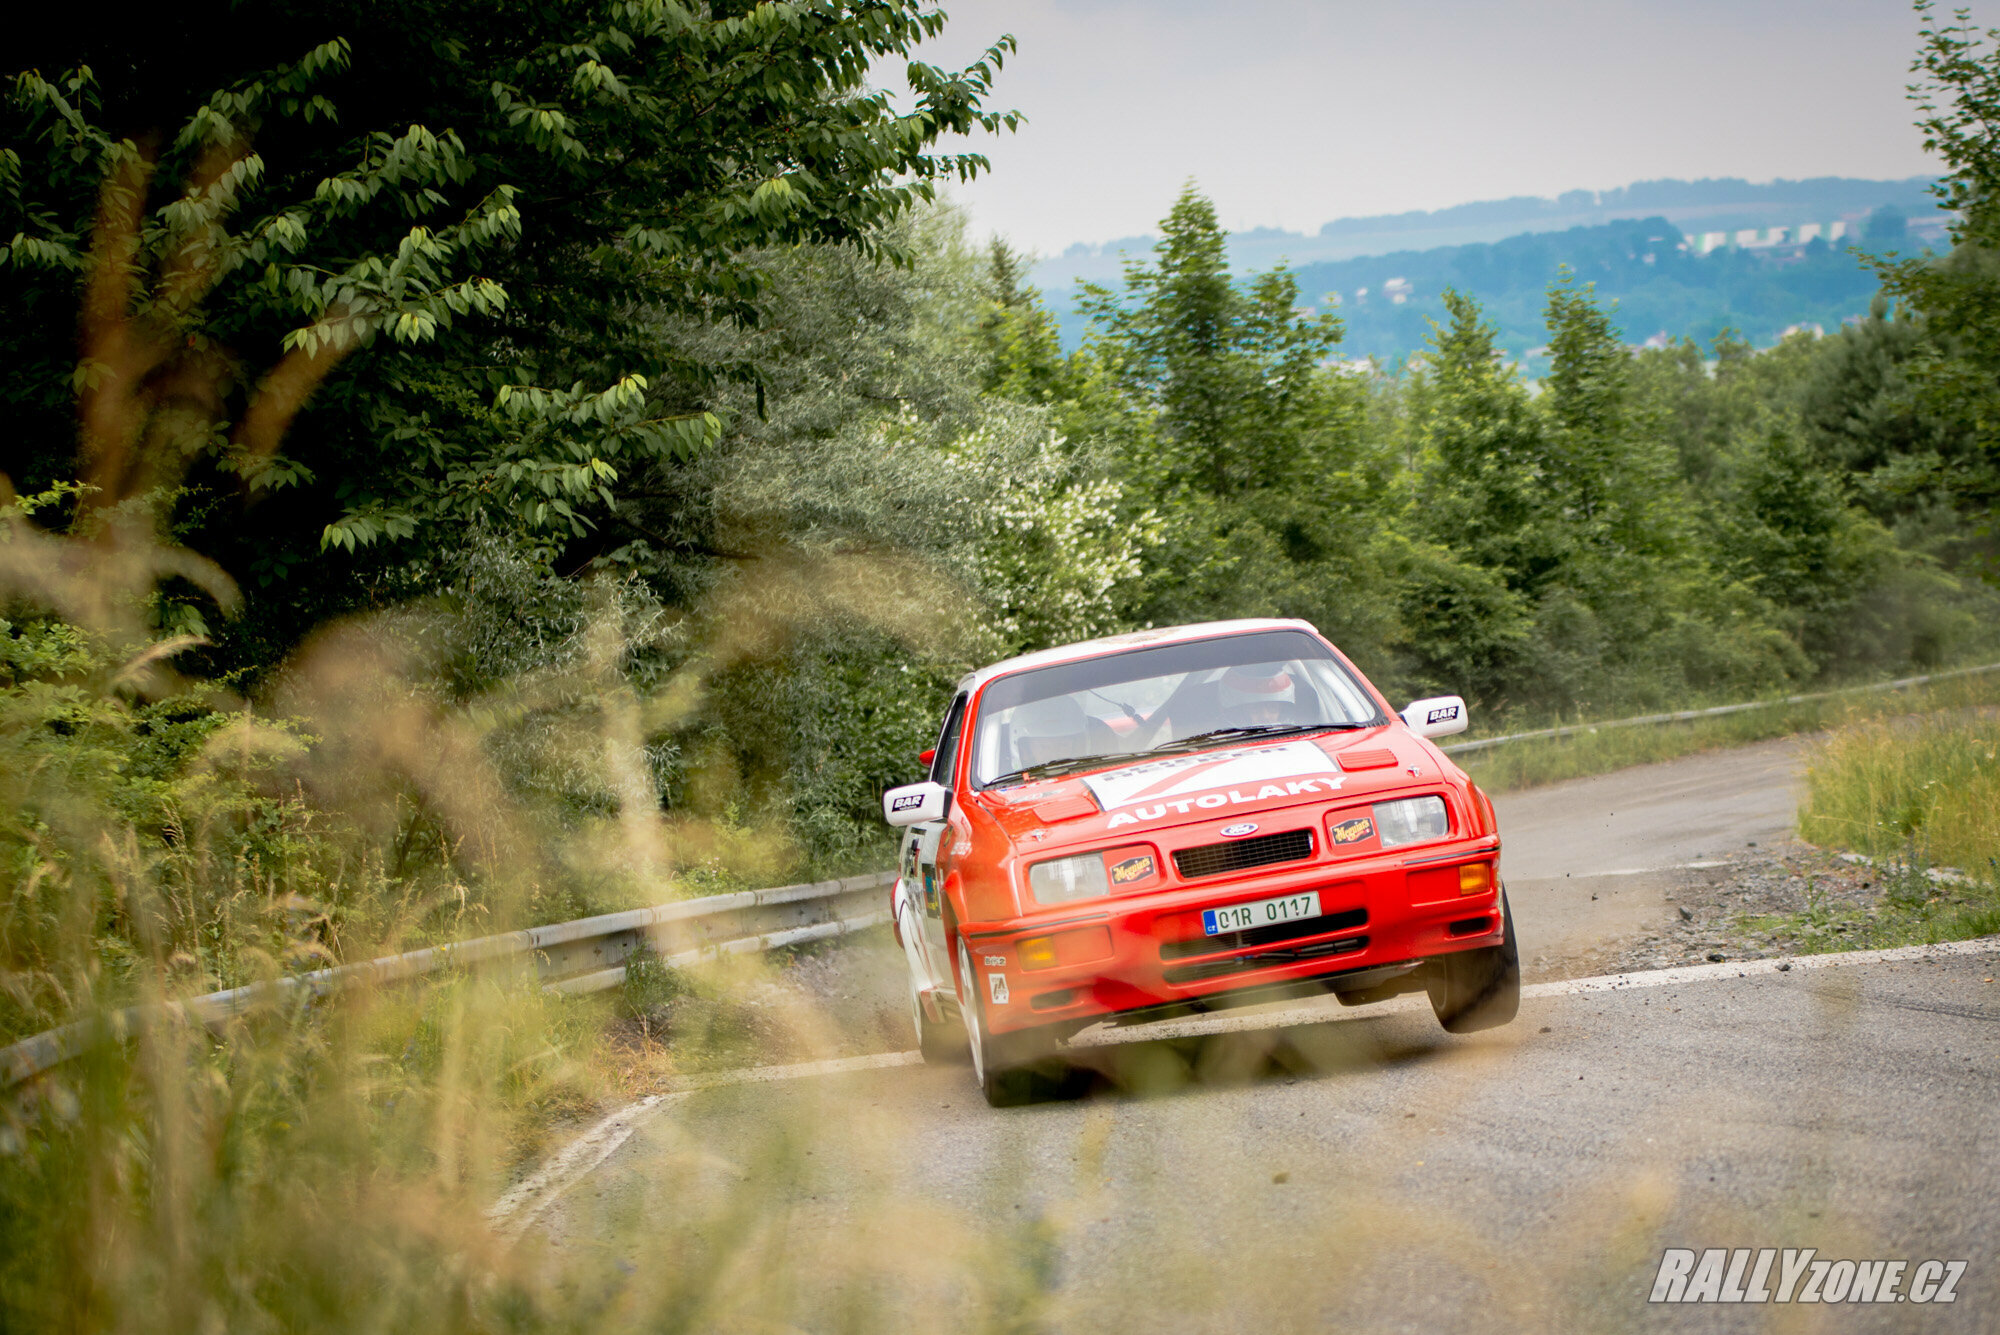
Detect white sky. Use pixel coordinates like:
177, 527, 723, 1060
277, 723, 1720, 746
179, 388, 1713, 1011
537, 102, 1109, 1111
897, 0, 1968, 254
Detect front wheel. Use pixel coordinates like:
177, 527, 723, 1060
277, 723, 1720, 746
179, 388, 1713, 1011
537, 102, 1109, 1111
1424, 892, 1521, 1034
957, 937, 1058, 1107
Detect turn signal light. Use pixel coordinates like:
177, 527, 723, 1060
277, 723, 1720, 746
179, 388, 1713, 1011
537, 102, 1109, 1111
1018, 926, 1114, 971
1459, 862, 1492, 896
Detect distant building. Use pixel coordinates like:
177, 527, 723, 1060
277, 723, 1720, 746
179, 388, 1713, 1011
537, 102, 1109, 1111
1639, 331, 1672, 350
1383, 277, 1412, 305
1688, 219, 1857, 255
1908, 216, 1952, 246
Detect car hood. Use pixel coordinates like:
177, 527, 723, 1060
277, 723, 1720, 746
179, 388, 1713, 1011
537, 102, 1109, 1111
970, 728, 1441, 850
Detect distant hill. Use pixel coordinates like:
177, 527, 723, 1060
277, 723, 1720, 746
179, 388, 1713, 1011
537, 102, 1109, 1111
1031, 175, 1947, 292
1035, 178, 1950, 366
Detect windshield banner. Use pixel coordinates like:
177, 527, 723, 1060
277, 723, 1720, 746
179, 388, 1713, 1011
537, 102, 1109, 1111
1080, 740, 1343, 812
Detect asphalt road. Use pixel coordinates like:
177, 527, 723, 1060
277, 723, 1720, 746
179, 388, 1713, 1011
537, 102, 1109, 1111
1492, 735, 1806, 980
531, 740, 1999, 1332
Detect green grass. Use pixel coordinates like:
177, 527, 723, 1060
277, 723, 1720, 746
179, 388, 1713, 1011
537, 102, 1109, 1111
1727, 708, 2000, 954
1737, 857, 2000, 956
1453, 668, 2000, 794
1798, 709, 2000, 873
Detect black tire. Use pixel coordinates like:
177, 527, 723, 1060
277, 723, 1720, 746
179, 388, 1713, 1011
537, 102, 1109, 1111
1424, 892, 1521, 1034
957, 937, 1058, 1107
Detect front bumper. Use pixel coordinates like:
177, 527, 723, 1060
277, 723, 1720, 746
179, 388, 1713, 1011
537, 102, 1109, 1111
958, 836, 1503, 1034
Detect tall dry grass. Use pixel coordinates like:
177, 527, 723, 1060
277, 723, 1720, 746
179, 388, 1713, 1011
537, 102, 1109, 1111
1800, 709, 2000, 876
0, 142, 991, 1333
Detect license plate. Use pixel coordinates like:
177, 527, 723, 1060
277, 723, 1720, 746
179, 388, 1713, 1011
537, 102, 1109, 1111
1202, 890, 1321, 936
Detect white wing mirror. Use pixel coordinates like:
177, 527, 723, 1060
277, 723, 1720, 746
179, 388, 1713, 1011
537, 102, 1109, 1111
883, 780, 951, 827
1400, 695, 1468, 739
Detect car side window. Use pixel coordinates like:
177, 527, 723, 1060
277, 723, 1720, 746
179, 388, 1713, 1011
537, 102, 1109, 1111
930, 694, 968, 787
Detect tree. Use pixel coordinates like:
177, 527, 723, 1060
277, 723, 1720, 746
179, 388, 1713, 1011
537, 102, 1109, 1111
1870, 0, 2000, 562
1397, 291, 1540, 701
1079, 182, 1346, 499
2, 1, 1020, 658
1073, 182, 1393, 655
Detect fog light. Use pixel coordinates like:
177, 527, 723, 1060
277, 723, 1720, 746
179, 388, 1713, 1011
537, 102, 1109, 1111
1459, 862, 1492, 895
1020, 936, 1057, 970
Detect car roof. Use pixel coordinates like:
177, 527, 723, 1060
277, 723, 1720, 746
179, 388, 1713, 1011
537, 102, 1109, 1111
955, 618, 1324, 697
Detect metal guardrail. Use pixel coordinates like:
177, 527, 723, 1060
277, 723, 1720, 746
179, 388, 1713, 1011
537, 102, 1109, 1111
1, 871, 895, 1090
1439, 661, 2000, 756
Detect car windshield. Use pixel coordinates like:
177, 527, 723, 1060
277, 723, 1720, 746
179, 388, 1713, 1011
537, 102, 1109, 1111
970, 630, 1386, 787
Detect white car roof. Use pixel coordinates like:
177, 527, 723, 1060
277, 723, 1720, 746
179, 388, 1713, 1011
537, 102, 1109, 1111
955, 618, 1323, 697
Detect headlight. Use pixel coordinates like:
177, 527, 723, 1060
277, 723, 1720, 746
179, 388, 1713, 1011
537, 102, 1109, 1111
1374, 795, 1450, 848
1029, 853, 1110, 904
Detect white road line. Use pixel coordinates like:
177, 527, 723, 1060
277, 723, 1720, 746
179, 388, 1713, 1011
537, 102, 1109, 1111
487, 1050, 923, 1238
488, 935, 2000, 1237
1550, 859, 1737, 877
1521, 935, 2000, 997
488, 1093, 675, 1240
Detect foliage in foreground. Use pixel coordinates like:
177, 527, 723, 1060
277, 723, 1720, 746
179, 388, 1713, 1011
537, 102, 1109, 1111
0, 960, 1055, 1335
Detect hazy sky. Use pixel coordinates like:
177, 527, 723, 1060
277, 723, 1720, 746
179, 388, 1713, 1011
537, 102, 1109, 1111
896, 0, 1972, 253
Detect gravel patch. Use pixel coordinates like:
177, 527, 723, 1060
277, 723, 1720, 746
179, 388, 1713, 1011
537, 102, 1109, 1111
1598, 842, 1978, 972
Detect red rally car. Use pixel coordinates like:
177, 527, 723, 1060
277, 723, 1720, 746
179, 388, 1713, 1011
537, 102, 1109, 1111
882, 618, 1520, 1106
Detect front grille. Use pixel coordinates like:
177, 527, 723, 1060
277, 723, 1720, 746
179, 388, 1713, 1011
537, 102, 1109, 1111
1173, 828, 1314, 879
1160, 907, 1368, 961
1163, 935, 1369, 985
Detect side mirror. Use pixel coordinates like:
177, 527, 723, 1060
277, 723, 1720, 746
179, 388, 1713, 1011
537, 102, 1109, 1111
883, 780, 951, 827
1401, 695, 1468, 739
918, 747, 937, 768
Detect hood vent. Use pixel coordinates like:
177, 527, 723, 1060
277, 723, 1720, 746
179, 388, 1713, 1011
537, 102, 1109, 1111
1031, 796, 1099, 824
1173, 828, 1314, 879
1338, 748, 1398, 771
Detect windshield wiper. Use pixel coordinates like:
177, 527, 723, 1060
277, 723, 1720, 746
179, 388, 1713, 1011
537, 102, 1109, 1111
1149, 722, 1372, 753
982, 753, 1129, 788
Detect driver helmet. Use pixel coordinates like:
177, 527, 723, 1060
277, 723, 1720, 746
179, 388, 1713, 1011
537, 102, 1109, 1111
1217, 663, 1297, 724
1011, 694, 1090, 768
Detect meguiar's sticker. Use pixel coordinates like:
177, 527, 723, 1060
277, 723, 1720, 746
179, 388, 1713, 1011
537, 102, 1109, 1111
988, 973, 1010, 1005
1109, 854, 1156, 885
1331, 816, 1375, 845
